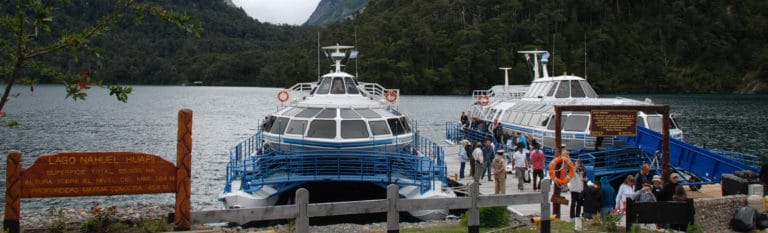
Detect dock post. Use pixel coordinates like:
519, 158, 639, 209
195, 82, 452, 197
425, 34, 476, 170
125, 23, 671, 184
3, 151, 21, 233
387, 184, 399, 233
468, 181, 480, 233
296, 188, 309, 233
540, 178, 551, 233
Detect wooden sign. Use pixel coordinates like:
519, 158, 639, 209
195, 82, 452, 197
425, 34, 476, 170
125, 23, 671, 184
590, 110, 637, 136
20, 152, 176, 197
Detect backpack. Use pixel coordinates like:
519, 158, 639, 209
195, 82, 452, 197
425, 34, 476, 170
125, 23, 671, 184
731, 206, 759, 232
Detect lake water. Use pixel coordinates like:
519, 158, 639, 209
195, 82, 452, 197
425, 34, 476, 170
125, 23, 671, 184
0, 85, 766, 211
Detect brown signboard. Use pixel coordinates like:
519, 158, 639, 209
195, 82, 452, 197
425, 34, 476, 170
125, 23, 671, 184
590, 110, 638, 136
20, 152, 176, 197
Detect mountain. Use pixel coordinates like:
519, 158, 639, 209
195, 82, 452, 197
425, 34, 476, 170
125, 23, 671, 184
304, 0, 368, 26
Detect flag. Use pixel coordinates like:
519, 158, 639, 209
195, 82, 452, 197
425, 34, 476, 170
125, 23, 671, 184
349, 50, 359, 59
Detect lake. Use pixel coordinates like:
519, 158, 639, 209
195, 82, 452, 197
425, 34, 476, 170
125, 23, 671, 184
0, 85, 766, 211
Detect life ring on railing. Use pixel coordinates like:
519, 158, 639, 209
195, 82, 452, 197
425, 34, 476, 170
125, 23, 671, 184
277, 90, 290, 103
477, 95, 490, 106
385, 89, 398, 103
548, 156, 575, 185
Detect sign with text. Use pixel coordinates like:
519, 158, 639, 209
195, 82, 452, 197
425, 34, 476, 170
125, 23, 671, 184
589, 110, 638, 136
20, 152, 176, 197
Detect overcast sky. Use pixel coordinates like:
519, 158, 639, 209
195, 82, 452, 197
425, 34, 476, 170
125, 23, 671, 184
232, 0, 321, 25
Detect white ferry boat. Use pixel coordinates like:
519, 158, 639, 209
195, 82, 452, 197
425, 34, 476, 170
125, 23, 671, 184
219, 45, 455, 221
462, 50, 683, 150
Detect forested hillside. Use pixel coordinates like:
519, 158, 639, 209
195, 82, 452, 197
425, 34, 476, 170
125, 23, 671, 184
5, 0, 767, 94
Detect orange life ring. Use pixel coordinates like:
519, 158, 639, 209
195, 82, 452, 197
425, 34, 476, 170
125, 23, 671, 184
385, 89, 398, 103
277, 90, 290, 103
477, 95, 490, 106
548, 156, 575, 185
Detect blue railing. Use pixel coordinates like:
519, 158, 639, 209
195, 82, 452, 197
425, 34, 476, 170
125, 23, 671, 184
618, 126, 758, 184
224, 127, 447, 195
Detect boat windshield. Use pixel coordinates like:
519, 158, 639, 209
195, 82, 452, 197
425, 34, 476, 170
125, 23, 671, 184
344, 77, 360, 94
316, 77, 332, 94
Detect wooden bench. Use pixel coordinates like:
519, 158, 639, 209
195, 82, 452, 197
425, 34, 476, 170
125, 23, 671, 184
625, 198, 695, 231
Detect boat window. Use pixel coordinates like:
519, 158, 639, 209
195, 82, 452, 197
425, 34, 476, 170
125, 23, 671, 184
580, 81, 598, 98
513, 111, 525, 124
331, 77, 346, 94
269, 117, 290, 135
570, 80, 586, 97
494, 111, 502, 121
669, 117, 679, 129
388, 109, 403, 116
285, 120, 308, 135
546, 81, 558, 96
369, 120, 391, 136
400, 117, 412, 132
387, 118, 407, 135
541, 115, 551, 127
316, 77, 331, 94
555, 81, 570, 98
316, 108, 337, 118
506, 112, 518, 122
647, 115, 663, 132
341, 120, 369, 138
262, 115, 276, 131
487, 109, 497, 119
356, 109, 381, 118
637, 116, 646, 128
548, 115, 566, 130
564, 115, 588, 131
344, 77, 360, 94
521, 113, 533, 126
340, 109, 361, 119
281, 107, 304, 117
501, 111, 511, 123
296, 108, 322, 118
307, 120, 336, 138
528, 113, 542, 127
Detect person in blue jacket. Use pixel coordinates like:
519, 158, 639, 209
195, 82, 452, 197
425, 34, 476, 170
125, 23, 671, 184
600, 176, 616, 218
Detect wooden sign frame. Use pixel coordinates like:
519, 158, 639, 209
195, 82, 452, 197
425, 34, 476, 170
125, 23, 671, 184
3, 109, 193, 232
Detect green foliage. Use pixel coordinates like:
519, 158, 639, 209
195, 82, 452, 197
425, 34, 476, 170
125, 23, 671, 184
79, 203, 118, 233
138, 220, 172, 233
460, 206, 510, 228
46, 207, 70, 233
686, 222, 700, 233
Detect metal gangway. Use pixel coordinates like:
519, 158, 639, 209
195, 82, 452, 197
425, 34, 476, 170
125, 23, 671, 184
618, 126, 759, 185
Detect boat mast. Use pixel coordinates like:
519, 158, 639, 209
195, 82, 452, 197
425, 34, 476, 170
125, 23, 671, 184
499, 67, 512, 91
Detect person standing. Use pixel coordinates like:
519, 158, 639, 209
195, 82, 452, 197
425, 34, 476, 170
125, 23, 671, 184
529, 144, 545, 192
458, 140, 469, 179
581, 181, 603, 219
482, 139, 494, 181
634, 164, 653, 191
460, 112, 469, 128
569, 160, 586, 218
615, 175, 636, 213
472, 142, 484, 183
661, 173, 681, 201
600, 176, 616, 218
492, 150, 507, 194
651, 175, 663, 201
511, 144, 528, 191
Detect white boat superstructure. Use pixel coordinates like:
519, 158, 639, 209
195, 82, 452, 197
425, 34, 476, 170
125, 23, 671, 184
467, 50, 683, 150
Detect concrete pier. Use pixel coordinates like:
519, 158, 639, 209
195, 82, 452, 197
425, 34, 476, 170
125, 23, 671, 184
443, 143, 575, 220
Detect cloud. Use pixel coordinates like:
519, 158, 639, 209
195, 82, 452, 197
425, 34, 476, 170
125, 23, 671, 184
232, 0, 321, 25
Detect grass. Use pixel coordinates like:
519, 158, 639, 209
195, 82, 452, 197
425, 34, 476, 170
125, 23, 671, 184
401, 219, 667, 233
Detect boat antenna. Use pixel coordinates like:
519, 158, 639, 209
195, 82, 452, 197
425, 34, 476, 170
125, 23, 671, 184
317, 31, 321, 82
499, 67, 511, 91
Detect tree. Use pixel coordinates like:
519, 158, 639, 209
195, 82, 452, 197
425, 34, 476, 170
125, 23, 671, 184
0, 0, 201, 126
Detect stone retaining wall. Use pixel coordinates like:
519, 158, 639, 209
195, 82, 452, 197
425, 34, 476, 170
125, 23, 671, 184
694, 195, 747, 233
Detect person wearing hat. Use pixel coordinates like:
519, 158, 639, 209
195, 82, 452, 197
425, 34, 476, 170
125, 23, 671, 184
651, 175, 663, 201
492, 149, 507, 194
660, 173, 681, 201
472, 142, 484, 183
511, 142, 528, 191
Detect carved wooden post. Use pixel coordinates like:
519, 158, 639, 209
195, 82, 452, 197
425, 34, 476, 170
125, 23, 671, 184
296, 188, 309, 233
386, 184, 399, 233
175, 109, 193, 231
540, 178, 551, 233
3, 151, 21, 233
468, 181, 480, 233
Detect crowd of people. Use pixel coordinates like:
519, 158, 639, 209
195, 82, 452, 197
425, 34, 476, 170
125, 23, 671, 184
457, 113, 689, 230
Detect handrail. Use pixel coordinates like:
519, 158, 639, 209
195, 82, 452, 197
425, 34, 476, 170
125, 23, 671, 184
360, 82, 399, 107
225, 125, 446, 195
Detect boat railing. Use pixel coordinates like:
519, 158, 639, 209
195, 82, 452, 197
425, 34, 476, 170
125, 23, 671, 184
472, 87, 526, 103
283, 82, 315, 105
359, 82, 399, 105
226, 125, 446, 195
710, 149, 761, 168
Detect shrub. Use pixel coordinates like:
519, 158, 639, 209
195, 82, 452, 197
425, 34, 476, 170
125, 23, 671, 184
459, 206, 510, 228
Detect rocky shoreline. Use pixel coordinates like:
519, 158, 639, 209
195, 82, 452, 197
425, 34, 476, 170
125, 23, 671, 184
5, 202, 531, 232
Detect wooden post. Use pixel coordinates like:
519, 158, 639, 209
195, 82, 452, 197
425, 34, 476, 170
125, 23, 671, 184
661, 106, 671, 183
540, 178, 551, 233
468, 181, 480, 233
296, 188, 309, 233
3, 151, 21, 233
175, 109, 193, 231
386, 184, 399, 233
552, 107, 562, 219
